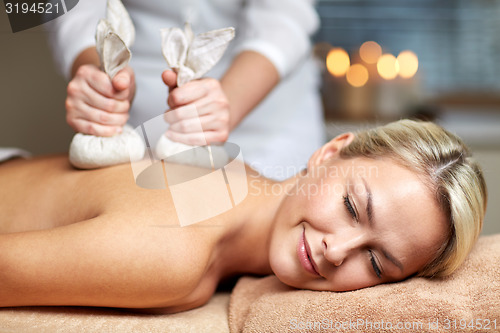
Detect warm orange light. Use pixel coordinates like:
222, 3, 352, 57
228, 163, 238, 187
359, 41, 382, 64
397, 50, 419, 78
346, 64, 369, 87
377, 54, 399, 80
326, 48, 350, 77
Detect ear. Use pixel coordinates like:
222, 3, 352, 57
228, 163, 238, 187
307, 133, 355, 170
185, 27, 235, 79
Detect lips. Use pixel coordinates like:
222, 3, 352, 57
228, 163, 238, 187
297, 228, 320, 276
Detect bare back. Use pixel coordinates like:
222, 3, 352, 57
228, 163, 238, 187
0, 155, 245, 311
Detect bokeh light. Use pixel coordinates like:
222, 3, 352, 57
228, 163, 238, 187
377, 54, 399, 80
397, 50, 419, 78
326, 48, 350, 77
359, 41, 382, 64
346, 64, 369, 87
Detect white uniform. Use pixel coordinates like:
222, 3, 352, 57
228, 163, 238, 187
47, 0, 325, 179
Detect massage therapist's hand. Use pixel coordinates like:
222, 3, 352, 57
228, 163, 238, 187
65, 65, 135, 137
161, 70, 231, 145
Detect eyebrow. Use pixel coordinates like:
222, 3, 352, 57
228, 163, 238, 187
362, 177, 404, 273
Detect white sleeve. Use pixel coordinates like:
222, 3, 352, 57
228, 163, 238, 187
45, 0, 106, 80
234, 0, 319, 78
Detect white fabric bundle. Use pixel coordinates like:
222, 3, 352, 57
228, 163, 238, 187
155, 24, 234, 166
95, 0, 135, 79
69, 124, 145, 169
69, 0, 235, 169
69, 0, 145, 169
160, 23, 235, 87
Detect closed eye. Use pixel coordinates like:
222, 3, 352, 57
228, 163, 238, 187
369, 250, 382, 279
344, 193, 381, 278
343, 194, 358, 221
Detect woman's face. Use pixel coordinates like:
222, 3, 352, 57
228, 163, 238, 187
269, 135, 448, 291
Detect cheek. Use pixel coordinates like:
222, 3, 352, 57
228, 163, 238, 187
268, 225, 302, 286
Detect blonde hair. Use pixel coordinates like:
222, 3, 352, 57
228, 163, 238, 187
340, 119, 487, 277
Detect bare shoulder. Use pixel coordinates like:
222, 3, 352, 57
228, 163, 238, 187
100, 208, 226, 309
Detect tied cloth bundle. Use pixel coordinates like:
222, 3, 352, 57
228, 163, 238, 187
68, 0, 144, 169
155, 23, 234, 167
69, 0, 235, 169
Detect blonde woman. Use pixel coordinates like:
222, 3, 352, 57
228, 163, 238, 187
0, 120, 486, 313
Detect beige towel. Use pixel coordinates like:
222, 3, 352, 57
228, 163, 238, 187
229, 234, 500, 333
0, 293, 231, 333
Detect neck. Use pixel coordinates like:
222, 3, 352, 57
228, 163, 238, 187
214, 169, 302, 279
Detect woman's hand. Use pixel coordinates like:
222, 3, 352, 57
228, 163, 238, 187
162, 70, 231, 146
65, 65, 135, 137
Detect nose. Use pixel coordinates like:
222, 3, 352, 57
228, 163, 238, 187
322, 228, 366, 266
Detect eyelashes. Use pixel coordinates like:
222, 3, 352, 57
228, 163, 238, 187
343, 194, 358, 220
343, 193, 382, 279
369, 250, 382, 279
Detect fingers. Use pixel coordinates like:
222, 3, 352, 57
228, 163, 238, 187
162, 78, 231, 145
167, 78, 219, 108
70, 101, 129, 126
66, 64, 134, 136
66, 101, 129, 136
112, 73, 130, 92
167, 113, 226, 133
69, 118, 123, 137
164, 95, 229, 122
164, 108, 229, 145
162, 70, 178, 91
165, 130, 228, 146
75, 65, 132, 100
112, 66, 135, 93
75, 65, 115, 98
70, 82, 130, 114
164, 105, 198, 124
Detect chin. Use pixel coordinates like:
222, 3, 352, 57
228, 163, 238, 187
273, 273, 330, 292
269, 255, 314, 290
269, 218, 315, 289
272, 270, 305, 289
269, 250, 300, 287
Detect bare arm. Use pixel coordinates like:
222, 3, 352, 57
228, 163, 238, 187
221, 50, 280, 130
70, 46, 101, 78
0, 213, 208, 309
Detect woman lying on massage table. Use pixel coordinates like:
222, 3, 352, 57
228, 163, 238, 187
0, 120, 486, 313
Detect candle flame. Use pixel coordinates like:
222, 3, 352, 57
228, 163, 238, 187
377, 54, 399, 80
397, 50, 419, 79
360, 41, 382, 64
326, 48, 350, 77
346, 64, 369, 87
